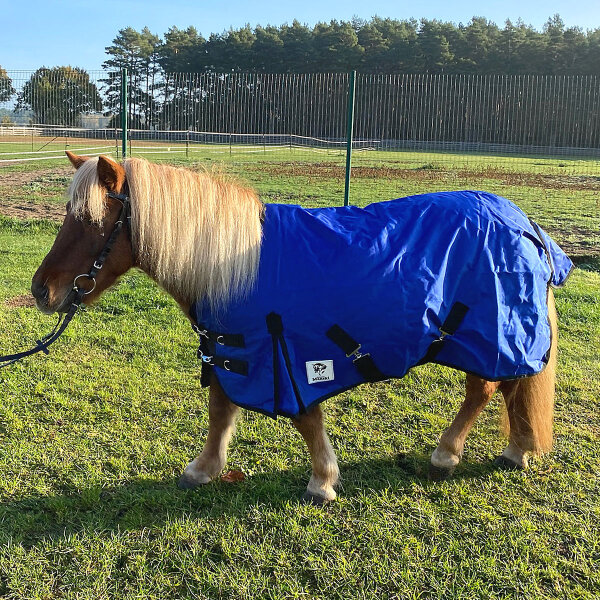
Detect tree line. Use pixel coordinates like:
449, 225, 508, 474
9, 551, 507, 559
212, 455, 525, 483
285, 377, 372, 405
2, 15, 600, 145
106, 15, 600, 76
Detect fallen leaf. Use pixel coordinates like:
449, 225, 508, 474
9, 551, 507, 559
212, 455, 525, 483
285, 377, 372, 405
220, 470, 246, 483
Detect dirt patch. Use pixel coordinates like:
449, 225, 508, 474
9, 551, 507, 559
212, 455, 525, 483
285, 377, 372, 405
543, 224, 600, 257
251, 161, 600, 191
251, 162, 449, 182
0, 165, 72, 221
4, 294, 36, 308
0, 200, 64, 221
0, 165, 72, 187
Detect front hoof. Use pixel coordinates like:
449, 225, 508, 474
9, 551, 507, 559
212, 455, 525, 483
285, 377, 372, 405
493, 455, 524, 471
302, 491, 332, 506
177, 470, 211, 490
428, 463, 455, 481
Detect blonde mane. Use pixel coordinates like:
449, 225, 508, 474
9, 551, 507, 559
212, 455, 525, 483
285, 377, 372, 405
68, 157, 264, 310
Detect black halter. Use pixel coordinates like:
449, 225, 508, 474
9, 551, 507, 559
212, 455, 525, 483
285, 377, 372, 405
0, 189, 131, 368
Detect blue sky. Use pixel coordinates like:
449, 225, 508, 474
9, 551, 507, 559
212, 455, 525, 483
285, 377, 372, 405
3, 0, 600, 72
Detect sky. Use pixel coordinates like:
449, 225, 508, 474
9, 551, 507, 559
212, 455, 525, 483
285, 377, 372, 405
2, 0, 600, 72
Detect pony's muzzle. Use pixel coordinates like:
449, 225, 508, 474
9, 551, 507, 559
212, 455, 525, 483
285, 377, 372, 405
31, 280, 49, 307
31, 277, 75, 315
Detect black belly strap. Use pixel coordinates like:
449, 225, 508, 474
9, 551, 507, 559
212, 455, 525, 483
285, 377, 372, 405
326, 324, 386, 383
418, 301, 470, 365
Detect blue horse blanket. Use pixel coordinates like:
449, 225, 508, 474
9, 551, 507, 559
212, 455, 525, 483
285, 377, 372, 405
190, 191, 572, 418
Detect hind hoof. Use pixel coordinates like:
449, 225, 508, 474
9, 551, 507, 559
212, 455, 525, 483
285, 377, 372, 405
428, 463, 455, 481
493, 455, 524, 471
302, 491, 331, 506
177, 471, 210, 490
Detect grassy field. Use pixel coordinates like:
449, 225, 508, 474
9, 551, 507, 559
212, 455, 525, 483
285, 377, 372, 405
0, 152, 599, 598
2, 143, 599, 256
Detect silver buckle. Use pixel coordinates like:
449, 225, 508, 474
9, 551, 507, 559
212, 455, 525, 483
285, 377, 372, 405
347, 344, 369, 363
198, 349, 213, 364
345, 343, 361, 358
437, 327, 451, 342
192, 324, 209, 338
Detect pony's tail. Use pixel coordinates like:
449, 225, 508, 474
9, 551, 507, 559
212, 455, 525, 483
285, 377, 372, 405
500, 288, 557, 454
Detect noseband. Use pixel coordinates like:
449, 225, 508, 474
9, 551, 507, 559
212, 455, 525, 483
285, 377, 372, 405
0, 188, 131, 368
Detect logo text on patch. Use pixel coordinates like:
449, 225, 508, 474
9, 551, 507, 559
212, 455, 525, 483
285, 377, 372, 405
306, 360, 334, 384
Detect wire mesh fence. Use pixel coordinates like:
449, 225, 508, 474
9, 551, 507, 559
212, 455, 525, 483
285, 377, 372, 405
3, 71, 600, 158
0, 69, 598, 254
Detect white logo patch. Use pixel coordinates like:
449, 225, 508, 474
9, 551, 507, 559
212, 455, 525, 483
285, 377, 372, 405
306, 360, 334, 384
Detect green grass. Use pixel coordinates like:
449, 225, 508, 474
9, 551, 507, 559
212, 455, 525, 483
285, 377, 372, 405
0, 152, 599, 598
2, 146, 599, 256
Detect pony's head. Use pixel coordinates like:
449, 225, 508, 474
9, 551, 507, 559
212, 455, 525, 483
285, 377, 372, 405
32, 152, 264, 316
31, 152, 134, 314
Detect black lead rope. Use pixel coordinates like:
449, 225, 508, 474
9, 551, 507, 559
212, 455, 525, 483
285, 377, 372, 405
0, 288, 86, 368
0, 190, 131, 369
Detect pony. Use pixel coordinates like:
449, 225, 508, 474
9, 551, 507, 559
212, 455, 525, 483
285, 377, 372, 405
31, 152, 560, 504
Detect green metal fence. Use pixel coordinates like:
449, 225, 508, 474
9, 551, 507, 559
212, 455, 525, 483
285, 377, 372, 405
1, 69, 598, 255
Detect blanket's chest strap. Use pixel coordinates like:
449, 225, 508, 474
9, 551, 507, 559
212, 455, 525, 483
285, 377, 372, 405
192, 324, 248, 387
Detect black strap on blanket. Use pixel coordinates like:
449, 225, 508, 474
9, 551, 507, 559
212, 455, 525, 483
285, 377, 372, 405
197, 347, 248, 376
192, 324, 245, 348
266, 312, 305, 414
192, 323, 248, 380
418, 301, 470, 365
326, 324, 385, 383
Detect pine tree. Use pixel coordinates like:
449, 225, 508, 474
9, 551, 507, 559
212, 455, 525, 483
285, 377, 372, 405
102, 27, 161, 128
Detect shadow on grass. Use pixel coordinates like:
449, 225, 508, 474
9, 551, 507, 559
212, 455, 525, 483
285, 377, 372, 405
572, 255, 600, 272
0, 452, 511, 548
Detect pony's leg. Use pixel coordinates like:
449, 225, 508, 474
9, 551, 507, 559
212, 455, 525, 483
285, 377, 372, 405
430, 376, 501, 479
292, 405, 339, 504
496, 290, 558, 470
178, 378, 239, 489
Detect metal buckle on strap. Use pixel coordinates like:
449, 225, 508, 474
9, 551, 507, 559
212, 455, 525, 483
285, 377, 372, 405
345, 343, 360, 358
437, 329, 450, 342
192, 324, 209, 338
352, 350, 370, 363
197, 349, 213, 364
346, 344, 369, 363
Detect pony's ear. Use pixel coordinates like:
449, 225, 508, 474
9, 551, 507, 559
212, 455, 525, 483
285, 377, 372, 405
65, 151, 89, 169
97, 155, 126, 192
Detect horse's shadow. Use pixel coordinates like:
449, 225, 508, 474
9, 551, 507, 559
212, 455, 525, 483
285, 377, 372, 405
0, 452, 509, 548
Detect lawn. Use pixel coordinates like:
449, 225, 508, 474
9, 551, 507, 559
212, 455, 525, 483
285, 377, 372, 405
2, 144, 599, 255
0, 151, 599, 599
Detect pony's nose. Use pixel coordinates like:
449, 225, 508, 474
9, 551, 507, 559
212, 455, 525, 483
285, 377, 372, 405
31, 280, 49, 305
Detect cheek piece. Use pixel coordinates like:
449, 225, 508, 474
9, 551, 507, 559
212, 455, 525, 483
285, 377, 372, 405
0, 189, 131, 368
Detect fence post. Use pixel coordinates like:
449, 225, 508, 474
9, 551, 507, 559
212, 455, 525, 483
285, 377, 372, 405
121, 68, 128, 159
344, 70, 356, 207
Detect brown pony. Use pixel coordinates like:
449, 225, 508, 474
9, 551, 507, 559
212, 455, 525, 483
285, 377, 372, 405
31, 152, 557, 504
